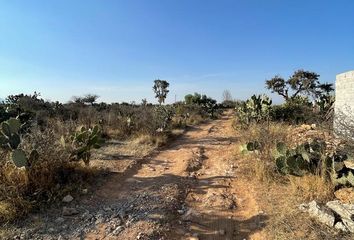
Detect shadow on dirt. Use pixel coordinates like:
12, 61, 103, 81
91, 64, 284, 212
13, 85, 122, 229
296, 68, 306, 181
92, 172, 267, 239
184, 212, 268, 240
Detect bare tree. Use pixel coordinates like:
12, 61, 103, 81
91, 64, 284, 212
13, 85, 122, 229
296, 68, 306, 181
222, 90, 233, 102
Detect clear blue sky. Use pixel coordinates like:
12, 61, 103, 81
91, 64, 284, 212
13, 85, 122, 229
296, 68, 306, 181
1, 0, 354, 103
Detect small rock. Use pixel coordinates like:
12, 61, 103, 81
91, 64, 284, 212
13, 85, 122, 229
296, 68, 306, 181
62, 195, 74, 203
103, 207, 112, 212
218, 229, 226, 235
344, 160, 354, 170
112, 226, 124, 236
82, 189, 88, 194
55, 217, 65, 224
335, 222, 348, 232
95, 217, 105, 224
308, 201, 335, 227
81, 210, 93, 221
137, 232, 144, 239
326, 200, 354, 221
181, 208, 198, 221
62, 207, 79, 216
299, 203, 309, 212
342, 218, 354, 233
177, 209, 184, 214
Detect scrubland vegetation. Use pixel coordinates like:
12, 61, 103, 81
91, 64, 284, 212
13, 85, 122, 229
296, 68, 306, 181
234, 70, 353, 239
1, 70, 354, 239
0, 80, 220, 223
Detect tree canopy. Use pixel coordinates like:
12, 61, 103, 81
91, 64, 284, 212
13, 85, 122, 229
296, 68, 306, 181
153, 79, 169, 104
72, 94, 99, 105
265, 69, 334, 101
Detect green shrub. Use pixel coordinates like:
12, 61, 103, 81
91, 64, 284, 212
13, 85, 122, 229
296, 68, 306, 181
271, 96, 315, 124
235, 94, 272, 126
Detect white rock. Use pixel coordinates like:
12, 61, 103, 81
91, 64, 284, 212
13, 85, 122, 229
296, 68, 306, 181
344, 160, 354, 170
218, 229, 226, 235
177, 209, 184, 214
62, 195, 74, 203
334, 222, 348, 232
112, 226, 124, 236
342, 218, 354, 233
298, 203, 309, 212
308, 200, 335, 227
326, 200, 354, 221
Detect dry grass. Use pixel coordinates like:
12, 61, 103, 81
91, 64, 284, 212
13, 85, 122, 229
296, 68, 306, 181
187, 114, 205, 125
237, 121, 353, 239
242, 157, 345, 239
133, 134, 168, 147
238, 122, 291, 182
288, 175, 334, 202
0, 127, 99, 223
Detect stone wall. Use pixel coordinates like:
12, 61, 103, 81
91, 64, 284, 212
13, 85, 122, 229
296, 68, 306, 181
334, 70, 354, 138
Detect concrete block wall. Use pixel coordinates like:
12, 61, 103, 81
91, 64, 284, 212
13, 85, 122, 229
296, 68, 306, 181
334, 70, 354, 138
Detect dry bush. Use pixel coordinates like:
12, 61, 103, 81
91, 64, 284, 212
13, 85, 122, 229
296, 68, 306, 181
288, 175, 334, 202
238, 122, 291, 181
133, 134, 168, 148
187, 113, 205, 125
237, 122, 351, 239
260, 181, 343, 240
0, 128, 98, 223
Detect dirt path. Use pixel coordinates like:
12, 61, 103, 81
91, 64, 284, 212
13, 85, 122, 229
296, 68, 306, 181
9, 111, 266, 240
85, 111, 266, 240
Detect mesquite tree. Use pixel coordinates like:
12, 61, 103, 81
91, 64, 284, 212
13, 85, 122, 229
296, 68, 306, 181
266, 69, 333, 101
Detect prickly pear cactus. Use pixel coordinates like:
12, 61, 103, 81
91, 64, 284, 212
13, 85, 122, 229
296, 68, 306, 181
274, 140, 354, 186
11, 149, 28, 168
235, 94, 272, 126
246, 141, 261, 152
0, 118, 21, 150
274, 141, 311, 176
0, 117, 40, 168
68, 125, 104, 165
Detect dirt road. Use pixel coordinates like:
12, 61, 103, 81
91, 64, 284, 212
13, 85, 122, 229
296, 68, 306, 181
86, 111, 266, 239
10, 111, 266, 240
